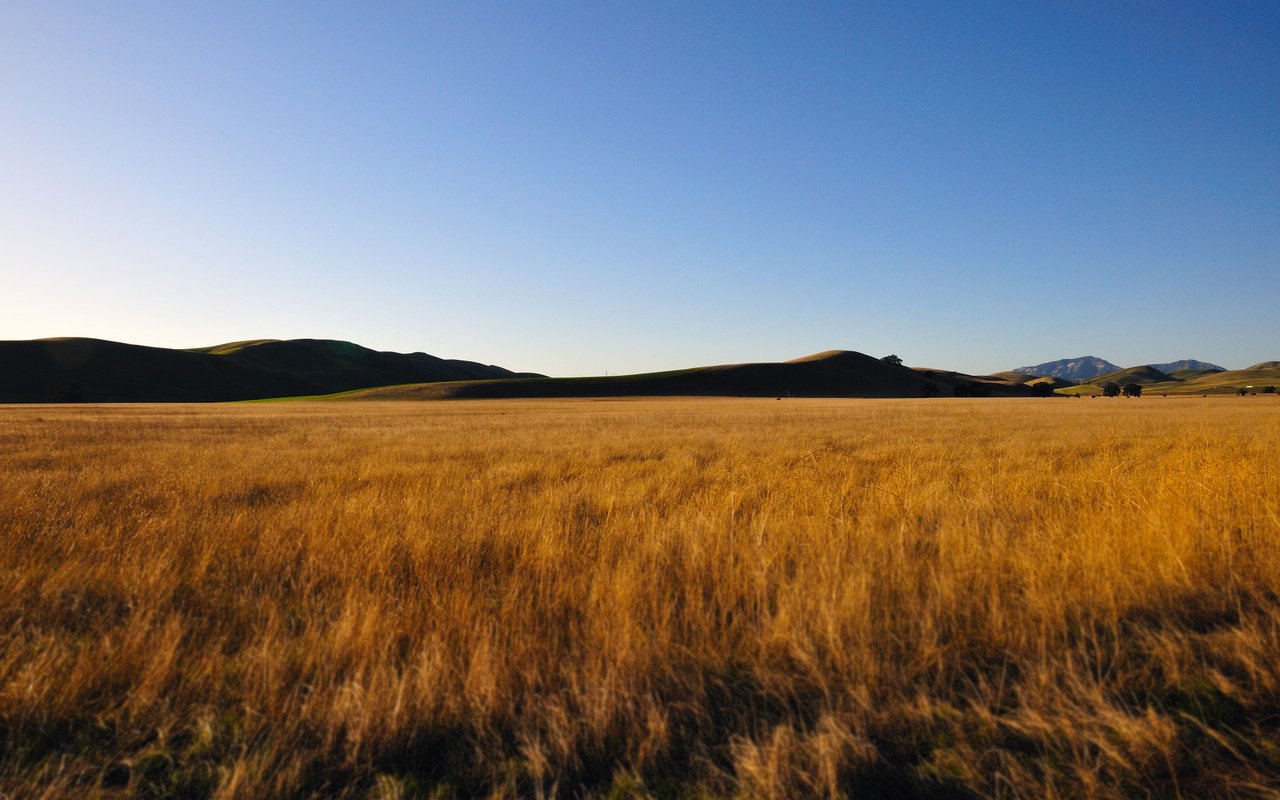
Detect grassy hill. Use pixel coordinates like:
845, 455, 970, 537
1167, 368, 1224, 380
16, 339, 1209, 403
337, 351, 1042, 401
1152, 365, 1280, 395
987, 370, 1077, 390
1056, 364, 1280, 396
1092, 365, 1178, 385
186, 339, 283, 355
0, 338, 536, 402
985, 370, 1036, 384
1056, 383, 1103, 396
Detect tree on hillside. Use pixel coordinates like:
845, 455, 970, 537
1031, 382, 1055, 397
881, 354, 903, 366
1103, 382, 1121, 397
1123, 383, 1142, 397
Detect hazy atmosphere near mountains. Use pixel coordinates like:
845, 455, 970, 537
2, 3, 1277, 375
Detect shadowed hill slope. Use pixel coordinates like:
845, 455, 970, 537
1168, 368, 1223, 380
340, 351, 1039, 401
0, 338, 538, 402
982, 371, 1076, 390
1093, 365, 1178, 385
186, 339, 283, 355
987, 370, 1037, 384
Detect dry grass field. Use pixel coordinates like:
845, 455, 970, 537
3, 398, 1280, 799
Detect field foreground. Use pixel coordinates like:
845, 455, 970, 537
3, 398, 1280, 798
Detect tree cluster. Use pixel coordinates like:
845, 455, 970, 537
1100, 382, 1142, 398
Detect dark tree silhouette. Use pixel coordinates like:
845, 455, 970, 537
1264, 385, 1276, 394
1238, 388, 1249, 396
1103, 382, 1121, 397
1123, 383, 1142, 397
921, 382, 941, 398
881, 354, 903, 366
1031, 382, 1055, 397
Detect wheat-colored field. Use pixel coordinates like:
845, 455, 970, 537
3, 398, 1280, 798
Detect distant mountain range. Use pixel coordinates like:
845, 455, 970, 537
1015, 356, 1225, 382
1150, 359, 1226, 373
1014, 357, 1121, 382
0, 338, 541, 402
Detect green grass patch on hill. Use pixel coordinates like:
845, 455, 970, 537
1057, 384, 1101, 396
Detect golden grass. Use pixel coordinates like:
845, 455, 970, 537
3, 397, 1280, 798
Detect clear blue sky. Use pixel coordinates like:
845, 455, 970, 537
3, 2, 1277, 375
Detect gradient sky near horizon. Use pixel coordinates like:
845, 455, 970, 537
3, 2, 1278, 375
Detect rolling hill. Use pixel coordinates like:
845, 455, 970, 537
983, 371, 1076, 389
337, 351, 1041, 401
1167, 368, 1224, 380
1092, 365, 1178, 385
0, 338, 539, 402
1150, 365, 1280, 395
1056, 363, 1280, 396
986, 371, 1039, 384
11, 337, 1262, 403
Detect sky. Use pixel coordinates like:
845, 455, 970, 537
2, 2, 1278, 376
